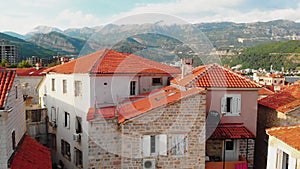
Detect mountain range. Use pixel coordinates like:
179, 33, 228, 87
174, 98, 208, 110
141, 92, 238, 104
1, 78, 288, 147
1, 19, 300, 69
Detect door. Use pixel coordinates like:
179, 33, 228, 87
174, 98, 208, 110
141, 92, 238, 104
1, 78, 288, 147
224, 139, 239, 161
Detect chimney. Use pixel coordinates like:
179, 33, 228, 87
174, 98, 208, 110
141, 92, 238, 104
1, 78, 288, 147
181, 58, 193, 79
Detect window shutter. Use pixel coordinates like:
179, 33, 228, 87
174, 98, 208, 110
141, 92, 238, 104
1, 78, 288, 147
289, 157, 296, 169
221, 96, 226, 113
158, 134, 167, 156
236, 96, 241, 114
232, 97, 237, 114
143, 135, 150, 157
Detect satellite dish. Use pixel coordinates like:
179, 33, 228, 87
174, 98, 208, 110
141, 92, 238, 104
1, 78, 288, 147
206, 110, 221, 139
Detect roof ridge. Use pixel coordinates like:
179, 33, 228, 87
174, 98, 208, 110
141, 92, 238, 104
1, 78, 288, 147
219, 65, 261, 88
89, 49, 108, 73
186, 64, 216, 87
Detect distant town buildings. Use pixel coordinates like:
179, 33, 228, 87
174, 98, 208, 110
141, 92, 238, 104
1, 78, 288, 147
0, 40, 19, 64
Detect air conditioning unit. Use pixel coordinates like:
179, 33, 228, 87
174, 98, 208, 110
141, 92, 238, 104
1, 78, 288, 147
73, 133, 81, 142
49, 121, 57, 128
143, 158, 155, 169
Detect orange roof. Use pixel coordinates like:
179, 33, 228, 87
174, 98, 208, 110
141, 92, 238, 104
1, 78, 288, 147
86, 86, 203, 122
45, 49, 180, 75
172, 64, 261, 88
87, 106, 117, 121
266, 125, 300, 152
258, 84, 300, 113
10, 135, 52, 169
118, 86, 203, 123
8, 68, 47, 76
0, 70, 16, 109
258, 87, 274, 95
209, 125, 255, 139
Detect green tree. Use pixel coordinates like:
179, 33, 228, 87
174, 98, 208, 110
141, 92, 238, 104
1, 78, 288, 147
17, 60, 32, 68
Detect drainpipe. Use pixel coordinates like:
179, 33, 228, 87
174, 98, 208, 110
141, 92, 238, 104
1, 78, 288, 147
246, 139, 249, 161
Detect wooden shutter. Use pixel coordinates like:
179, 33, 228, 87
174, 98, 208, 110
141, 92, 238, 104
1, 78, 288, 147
221, 96, 226, 113
158, 134, 167, 156
143, 135, 150, 157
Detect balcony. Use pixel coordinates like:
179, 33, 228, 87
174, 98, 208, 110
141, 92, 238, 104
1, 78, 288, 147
206, 160, 248, 169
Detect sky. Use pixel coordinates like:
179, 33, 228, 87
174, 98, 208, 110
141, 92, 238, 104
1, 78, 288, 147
1, 0, 300, 34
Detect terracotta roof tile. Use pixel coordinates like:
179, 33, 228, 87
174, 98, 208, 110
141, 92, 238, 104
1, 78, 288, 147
10, 135, 52, 169
117, 86, 203, 123
45, 49, 180, 75
258, 87, 274, 95
266, 125, 300, 152
0, 70, 16, 109
8, 68, 47, 76
258, 84, 300, 113
172, 64, 261, 88
87, 106, 117, 121
86, 86, 203, 122
209, 125, 255, 139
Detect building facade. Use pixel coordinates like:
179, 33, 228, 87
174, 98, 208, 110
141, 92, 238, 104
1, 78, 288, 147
0, 43, 19, 65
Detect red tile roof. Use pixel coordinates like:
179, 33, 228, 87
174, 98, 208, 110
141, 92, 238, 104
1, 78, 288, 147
45, 49, 181, 75
87, 86, 203, 122
266, 125, 300, 152
87, 106, 117, 121
258, 84, 300, 113
0, 70, 16, 109
209, 125, 255, 139
8, 68, 47, 76
258, 87, 274, 95
10, 135, 52, 169
171, 64, 261, 88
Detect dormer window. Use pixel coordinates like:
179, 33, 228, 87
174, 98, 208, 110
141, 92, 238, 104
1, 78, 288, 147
152, 78, 162, 86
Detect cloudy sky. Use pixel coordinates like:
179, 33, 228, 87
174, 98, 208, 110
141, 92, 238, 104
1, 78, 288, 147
1, 0, 300, 34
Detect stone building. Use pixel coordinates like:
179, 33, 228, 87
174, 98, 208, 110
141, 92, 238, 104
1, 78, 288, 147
171, 63, 261, 168
88, 86, 206, 169
39, 49, 181, 168
255, 83, 300, 169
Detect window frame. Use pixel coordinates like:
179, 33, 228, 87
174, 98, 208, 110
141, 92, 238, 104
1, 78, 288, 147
74, 148, 83, 168
51, 78, 55, 91
64, 111, 70, 129
221, 94, 241, 116
74, 80, 82, 97
142, 134, 167, 157
152, 77, 163, 86
75, 116, 82, 134
169, 134, 188, 156
61, 139, 71, 160
130, 81, 136, 96
62, 79, 67, 94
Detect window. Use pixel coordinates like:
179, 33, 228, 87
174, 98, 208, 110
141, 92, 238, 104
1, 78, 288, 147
61, 140, 71, 160
74, 148, 83, 168
64, 112, 70, 128
143, 134, 167, 157
276, 149, 290, 169
51, 78, 55, 91
75, 116, 82, 134
130, 81, 136, 96
49, 134, 57, 151
12, 130, 16, 150
152, 78, 162, 86
170, 134, 188, 156
221, 94, 241, 116
30, 110, 42, 122
74, 81, 82, 97
51, 107, 56, 122
62, 80, 67, 94
225, 140, 234, 150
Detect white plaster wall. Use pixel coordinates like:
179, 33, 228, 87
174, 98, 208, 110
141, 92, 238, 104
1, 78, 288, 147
42, 73, 90, 169
0, 79, 26, 169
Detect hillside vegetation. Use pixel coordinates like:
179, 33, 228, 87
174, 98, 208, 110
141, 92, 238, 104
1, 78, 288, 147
223, 40, 300, 70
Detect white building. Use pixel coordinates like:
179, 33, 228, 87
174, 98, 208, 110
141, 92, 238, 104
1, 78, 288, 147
0, 69, 52, 169
39, 49, 180, 168
266, 125, 300, 169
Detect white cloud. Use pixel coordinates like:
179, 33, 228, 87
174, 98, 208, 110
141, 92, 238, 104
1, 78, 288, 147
54, 9, 103, 29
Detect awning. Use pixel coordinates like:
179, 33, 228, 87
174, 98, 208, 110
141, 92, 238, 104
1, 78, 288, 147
209, 126, 255, 139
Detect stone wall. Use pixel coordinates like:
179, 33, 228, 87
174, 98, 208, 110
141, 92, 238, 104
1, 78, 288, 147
88, 91, 206, 169
239, 139, 255, 165
206, 139, 223, 160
